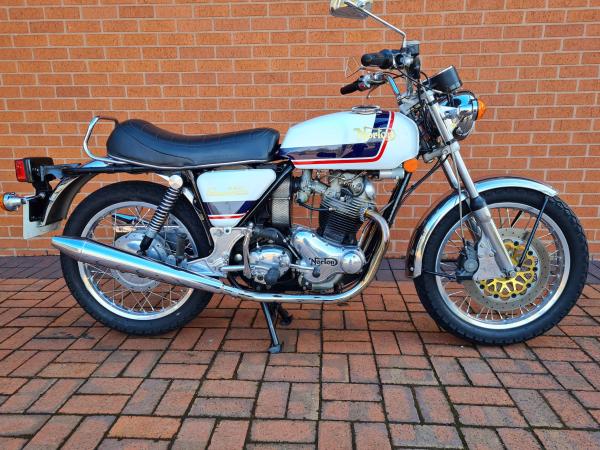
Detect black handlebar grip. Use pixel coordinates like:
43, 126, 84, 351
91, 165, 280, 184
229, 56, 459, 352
361, 50, 394, 69
340, 80, 361, 95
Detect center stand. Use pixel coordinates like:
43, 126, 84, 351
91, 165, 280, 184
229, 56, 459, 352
260, 302, 293, 353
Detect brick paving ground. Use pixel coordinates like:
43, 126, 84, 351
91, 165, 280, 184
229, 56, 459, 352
0, 256, 599, 449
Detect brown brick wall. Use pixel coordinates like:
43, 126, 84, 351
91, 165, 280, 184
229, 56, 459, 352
0, 0, 598, 257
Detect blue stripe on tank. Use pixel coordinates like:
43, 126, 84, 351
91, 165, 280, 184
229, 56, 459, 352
278, 110, 390, 161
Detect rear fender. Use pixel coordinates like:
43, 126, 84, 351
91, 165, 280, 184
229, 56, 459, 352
43, 173, 95, 226
42, 164, 197, 227
405, 177, 558, 278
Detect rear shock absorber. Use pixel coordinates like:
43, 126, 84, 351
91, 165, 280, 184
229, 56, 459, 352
138, 174, 184, 254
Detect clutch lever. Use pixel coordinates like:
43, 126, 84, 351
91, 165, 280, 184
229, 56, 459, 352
366, 83, 382, 99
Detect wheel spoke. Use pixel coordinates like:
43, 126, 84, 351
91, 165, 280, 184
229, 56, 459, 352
433, 200, 568, 329
79, 200, 198, 319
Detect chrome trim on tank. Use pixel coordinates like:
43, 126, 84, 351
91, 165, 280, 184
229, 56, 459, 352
406, 177, 557, 278
52, 210, 389, 304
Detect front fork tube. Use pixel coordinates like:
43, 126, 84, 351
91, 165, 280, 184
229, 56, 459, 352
442, 154, 516, 276
425, 86, 516, 276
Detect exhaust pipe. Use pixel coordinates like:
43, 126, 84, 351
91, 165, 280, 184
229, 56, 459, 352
52, 236, 227, 295
52, 210, 389, 304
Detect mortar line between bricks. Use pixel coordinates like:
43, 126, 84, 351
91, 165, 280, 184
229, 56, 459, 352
47, 413, 85, 448
560, 294, 600, 341
524, 339, 579, 430
315, 301, 324, 450
564, 346, 600, 395
420, 329, 470, 449
215, 295, 261, 448
382, 279, 407, 449
243, 306, 270, 446
508, 341, 577, 433
186, 297, 229, 448
538, 352, 593, 393
505, 345, 563, 446
107, 329, 181, 444
368, 286, 394, 450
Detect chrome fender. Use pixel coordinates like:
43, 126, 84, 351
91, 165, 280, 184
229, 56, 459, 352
406, 177, 557, 278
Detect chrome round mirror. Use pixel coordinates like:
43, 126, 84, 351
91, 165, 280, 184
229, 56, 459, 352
330, 0, 373, 20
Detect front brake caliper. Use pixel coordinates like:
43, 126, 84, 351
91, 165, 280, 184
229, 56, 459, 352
455, 241, 478, 281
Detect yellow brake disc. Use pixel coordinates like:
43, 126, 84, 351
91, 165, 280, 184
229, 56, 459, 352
480, 240, 537, 299
463, 228, 551, 312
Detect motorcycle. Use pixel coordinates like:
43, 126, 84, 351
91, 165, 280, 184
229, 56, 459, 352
1, 0, 588, 353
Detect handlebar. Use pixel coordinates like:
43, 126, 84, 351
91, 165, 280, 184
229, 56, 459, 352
340, 73, 385, 95
340, 80, 363, 95
361, 50, 395, 70
340, 44, 421, 95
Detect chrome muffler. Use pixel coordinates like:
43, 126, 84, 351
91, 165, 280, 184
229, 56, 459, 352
52, 210, 389, 304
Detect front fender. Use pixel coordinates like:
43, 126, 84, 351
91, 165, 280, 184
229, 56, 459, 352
405, 177, 557, 278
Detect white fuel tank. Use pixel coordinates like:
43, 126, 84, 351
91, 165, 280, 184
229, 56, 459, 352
279, 109, 419, 170
196, 168, 276, 227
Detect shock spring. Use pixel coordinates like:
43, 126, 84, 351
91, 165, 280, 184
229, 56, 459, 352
139, 175, 183, 254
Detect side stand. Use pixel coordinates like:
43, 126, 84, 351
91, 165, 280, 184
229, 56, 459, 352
260, 302, 293, 354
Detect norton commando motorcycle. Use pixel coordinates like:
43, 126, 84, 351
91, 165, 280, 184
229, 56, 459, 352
2, 0, 588, 352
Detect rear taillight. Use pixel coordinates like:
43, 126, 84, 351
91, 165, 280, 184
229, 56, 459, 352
14, 159, 27, 182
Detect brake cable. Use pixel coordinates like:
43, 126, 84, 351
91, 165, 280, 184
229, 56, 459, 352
450, 153, 466, 244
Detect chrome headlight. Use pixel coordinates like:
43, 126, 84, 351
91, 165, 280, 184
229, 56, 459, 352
439, 91, 486, 141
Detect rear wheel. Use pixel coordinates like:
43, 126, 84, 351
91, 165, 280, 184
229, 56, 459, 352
61, 181, 212, 335
414, 188, 588, 344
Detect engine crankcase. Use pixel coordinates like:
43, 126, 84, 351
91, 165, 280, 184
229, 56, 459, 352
291, 226, 366, 290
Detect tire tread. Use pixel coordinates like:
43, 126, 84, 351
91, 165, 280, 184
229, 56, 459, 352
414, 188, 588, 345
60, 181, 212, 336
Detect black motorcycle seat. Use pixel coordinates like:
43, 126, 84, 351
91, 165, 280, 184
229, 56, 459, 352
106, 119, 280, 168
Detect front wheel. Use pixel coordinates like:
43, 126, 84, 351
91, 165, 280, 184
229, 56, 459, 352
61, 181, 213, 336
414, 187, 588, 345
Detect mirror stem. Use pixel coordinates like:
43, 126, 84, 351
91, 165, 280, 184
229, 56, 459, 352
343, 0, 407, 45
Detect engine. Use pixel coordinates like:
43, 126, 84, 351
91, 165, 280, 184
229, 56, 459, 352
318, 172, 376, 245
248, 245, 292, 285
195, 168, 377, 293
291, 226, 366, 290
291, 171, 375, 290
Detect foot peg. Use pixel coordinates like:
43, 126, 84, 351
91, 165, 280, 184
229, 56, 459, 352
260, 302, 294, 354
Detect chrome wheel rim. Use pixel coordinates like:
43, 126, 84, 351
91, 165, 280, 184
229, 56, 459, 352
78, 201, 197, 320
435, 202, 570, 330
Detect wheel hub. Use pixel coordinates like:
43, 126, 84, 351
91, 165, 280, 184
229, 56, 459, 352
464, 228, 550, 311
111, 231, 168, 292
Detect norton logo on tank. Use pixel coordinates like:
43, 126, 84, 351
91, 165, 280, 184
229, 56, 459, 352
354, 126, 396, 142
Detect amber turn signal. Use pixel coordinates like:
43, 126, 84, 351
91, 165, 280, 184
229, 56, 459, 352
1, 193, 25, 212
476, 99, 487, 120
403, 158, 419, 173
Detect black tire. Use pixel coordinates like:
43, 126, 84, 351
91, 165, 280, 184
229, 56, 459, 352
60, 181, 213, 335
414, 187, 588, 345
